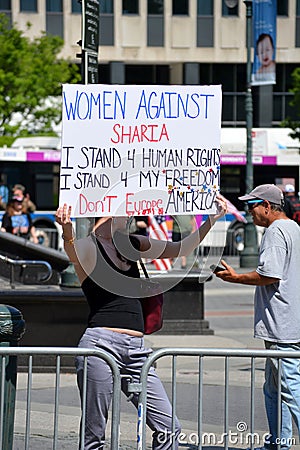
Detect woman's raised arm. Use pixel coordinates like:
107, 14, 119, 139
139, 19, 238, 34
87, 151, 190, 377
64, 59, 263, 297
138, 195, 227, 260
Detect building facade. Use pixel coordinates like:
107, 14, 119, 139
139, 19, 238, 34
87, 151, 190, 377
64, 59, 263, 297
2, 0, 300, 128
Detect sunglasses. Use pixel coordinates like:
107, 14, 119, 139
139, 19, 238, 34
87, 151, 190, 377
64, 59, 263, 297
246, 199, 264, 211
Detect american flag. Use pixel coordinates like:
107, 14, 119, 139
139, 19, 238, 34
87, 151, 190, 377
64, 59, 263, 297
148, 215, 172, 271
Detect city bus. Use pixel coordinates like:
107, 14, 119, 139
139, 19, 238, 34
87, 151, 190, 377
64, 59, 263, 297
0, 129, 299, 253
0, 136, 61, 248
220, 127, 300, 208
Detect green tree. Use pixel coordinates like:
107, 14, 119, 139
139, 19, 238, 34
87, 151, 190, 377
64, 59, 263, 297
282, 67, 300, 140
0, 14, 80, 138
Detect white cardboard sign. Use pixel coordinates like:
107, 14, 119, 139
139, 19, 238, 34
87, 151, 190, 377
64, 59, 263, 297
60, 84, 222, 217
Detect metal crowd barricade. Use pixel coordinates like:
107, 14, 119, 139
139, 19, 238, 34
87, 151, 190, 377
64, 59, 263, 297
135, 347, 300, 450
198, 227, 245, 258
0, 347, 121, 450
1, 346, 300, 450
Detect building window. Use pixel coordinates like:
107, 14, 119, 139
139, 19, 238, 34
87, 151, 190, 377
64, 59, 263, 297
100, 0, 113, 14
172, 0, 188, 15
46, 0, 63, 38
122, 0, 138, 14
222, 0, 238, 17
198, 61, 297, 127
277, 0, 288, 16
100, 0, 114, 46
273, 64, 298, 125
296, 0, 300, 46
126, 65, 169, 84
46, 0, 62, 12
20, 0, 37, 12
0, 0, 11, 10
0, 0, 11, 27
148, 0, 163, 14
200, 63, 246, 125
197, 0, 213, 47
72, 0, 113, 14
147, 0, 164, 46
197, 0, 213, 15
71, 0, 81, 13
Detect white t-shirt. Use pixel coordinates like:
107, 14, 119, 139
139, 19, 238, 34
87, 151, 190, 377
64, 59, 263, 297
254, 219, 300, 343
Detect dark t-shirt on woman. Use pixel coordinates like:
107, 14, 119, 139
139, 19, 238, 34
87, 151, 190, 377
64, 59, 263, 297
81, 236, 144, 333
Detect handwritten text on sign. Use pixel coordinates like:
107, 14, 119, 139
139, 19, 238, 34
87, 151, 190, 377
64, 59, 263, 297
60, 84, 222, 217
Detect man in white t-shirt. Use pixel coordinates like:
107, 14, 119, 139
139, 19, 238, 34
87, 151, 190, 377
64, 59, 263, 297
216, 184, 300, 450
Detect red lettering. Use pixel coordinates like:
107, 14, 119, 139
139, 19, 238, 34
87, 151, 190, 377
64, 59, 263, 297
160, 123, 169, 141
125, 192, 134, 215
125, 193, 163, 215
79, 193, 118, 215
131, 126, 141, 142
111, 123, 120, 144
110, 123, 169, 144
140, 124, 148, 142
148, 124, 158, 142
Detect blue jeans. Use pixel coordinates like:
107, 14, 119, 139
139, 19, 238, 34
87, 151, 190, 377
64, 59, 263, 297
264, 341, 300, 450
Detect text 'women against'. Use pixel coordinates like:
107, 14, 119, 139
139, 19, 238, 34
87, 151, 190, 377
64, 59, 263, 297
63, 89, 215, 122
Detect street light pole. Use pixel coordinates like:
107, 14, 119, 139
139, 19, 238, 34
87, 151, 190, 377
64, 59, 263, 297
239, 0, 259, 268
77, 0, 100, 241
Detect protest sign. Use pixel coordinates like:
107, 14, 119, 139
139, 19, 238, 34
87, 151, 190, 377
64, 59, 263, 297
60, 84, 222, 217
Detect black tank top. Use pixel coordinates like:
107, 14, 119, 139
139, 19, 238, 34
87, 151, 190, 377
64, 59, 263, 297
81, 237, 144, 333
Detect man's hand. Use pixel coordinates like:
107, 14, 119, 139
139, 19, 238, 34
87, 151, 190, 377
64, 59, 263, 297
215, 260, 239, 282
215, 260, 277, 286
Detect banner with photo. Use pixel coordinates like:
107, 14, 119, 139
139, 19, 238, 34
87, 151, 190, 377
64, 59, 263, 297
251, 0, 277, 86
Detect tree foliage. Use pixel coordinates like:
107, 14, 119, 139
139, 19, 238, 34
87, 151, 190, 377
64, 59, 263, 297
0, 14, 81, 137
282, 67, 300, 140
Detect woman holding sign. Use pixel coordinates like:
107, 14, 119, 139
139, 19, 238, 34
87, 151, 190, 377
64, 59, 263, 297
55, 198, 227, 450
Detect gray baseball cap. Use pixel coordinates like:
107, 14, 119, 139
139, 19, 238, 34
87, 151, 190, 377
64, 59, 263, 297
239, 184, 284, 205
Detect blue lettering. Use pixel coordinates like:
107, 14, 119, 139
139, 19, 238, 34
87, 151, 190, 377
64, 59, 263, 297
158, 94, 167, 119
187, 93, 200, 119
63, 90, 79, 120
89, 94, 101, 119
167, 92, 178, 118
177, 93, 189, 117
135, 90, 149, 119
115, 91, 126, 119
78, 92, 91, 120
135, 90, 214, 120
103, 91, 113, 119
63, 89, 127, 121
200, 94, 214, 119
148, 92, 158, 119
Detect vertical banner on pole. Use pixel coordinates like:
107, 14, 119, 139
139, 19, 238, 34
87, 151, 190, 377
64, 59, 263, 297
251, 0, 277, 86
